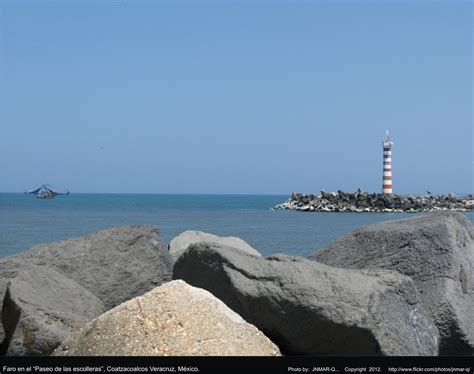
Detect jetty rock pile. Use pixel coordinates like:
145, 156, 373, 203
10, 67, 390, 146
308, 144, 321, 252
0, 225, 173, 355
169, 230, 261, 263
274, 190, 474, 213
53, 280, 280, 356
310, 211, 474, 356
174, 242, 439, 356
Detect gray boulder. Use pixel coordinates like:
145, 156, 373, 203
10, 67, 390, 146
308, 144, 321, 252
3, 265, 104, 356
0, 225, 173, 346
169, 230, 261, 262
54, 280, 280, 356
173, 242, 439, 356
310, 212, 474, 355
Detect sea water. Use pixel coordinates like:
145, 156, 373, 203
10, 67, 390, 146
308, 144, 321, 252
1, 193, 473, 258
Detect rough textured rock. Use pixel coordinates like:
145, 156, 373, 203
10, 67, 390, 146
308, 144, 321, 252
3, 265, 104, 356
0, 225, 172, 346
53, 280, 280, 356
169, 230, 261, 262
310, 212, 474, 355
173, 242, 439, 356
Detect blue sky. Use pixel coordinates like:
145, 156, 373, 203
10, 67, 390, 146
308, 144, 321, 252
0, 1, 471, 194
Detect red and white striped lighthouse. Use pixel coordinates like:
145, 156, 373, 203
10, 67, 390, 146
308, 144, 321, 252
382, 130, 393, 194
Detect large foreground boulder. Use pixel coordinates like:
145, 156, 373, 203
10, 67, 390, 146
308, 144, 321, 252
54, 280, 280, 356
169, 230, 261, 262
173, 242, 439, 356
310, 212, 474, 355
3, 265, 104, 356
0, 225, 173, 346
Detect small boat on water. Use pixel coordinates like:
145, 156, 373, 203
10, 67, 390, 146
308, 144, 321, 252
25, 185, 70, 199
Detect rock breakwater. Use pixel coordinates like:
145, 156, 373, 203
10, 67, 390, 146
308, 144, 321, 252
274, 190, 474, 213
1, 215, 473, 356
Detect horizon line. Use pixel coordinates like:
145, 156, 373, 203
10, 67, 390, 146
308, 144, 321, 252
0, 191, 289, 196
1, 191, 472, 196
